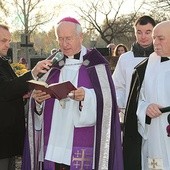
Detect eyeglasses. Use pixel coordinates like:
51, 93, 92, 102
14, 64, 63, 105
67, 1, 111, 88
166, 114, 170, 137
57, 35, 78, 44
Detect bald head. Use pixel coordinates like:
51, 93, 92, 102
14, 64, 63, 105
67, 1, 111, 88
152, 20, 170, 56
153, 20, 170, 37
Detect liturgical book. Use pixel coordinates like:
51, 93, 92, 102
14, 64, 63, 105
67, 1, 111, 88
28, 80, 77, 100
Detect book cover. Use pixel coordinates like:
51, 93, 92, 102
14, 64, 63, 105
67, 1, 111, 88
28, 80, 77, 100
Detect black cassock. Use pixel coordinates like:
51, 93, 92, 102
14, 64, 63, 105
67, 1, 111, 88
123, 58, 149, 170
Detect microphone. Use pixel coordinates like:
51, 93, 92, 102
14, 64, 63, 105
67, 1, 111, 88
37, 52, 64, 79
146, 106, 170, 125
160, 106, 170, 113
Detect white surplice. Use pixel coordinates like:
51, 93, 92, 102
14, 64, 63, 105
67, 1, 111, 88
112, 51, 146, 109
137, 52, 170, 170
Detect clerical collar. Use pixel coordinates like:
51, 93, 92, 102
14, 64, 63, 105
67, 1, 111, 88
64, 51, 81, 60
131, 42, 154, 57
161, 57, 170, 62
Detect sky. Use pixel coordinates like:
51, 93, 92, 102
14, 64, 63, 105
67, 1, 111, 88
50, 0, 145, 18
3, 0, 146, 32
40, 0, 146, 31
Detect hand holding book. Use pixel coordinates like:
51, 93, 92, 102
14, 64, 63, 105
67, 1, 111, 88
32, 89, 51, 104
28, 80, 77, 100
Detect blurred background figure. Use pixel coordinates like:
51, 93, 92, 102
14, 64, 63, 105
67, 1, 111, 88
109, 43, 128, 73
113, 44, 128, 57
107, 43, 116, 57
107, 43, 116, 73
19, 57, 28, 69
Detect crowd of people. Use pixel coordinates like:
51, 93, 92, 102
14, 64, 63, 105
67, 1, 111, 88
1, 15, 170, 170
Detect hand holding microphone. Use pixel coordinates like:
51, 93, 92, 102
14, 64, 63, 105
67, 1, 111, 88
31, 60, 52, 79
32, 52, 64, 79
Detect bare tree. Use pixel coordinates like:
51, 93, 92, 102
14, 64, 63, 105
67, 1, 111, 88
147, 0, 170, 10
0, 0, 9, 22
2, 0, 60, 67
75, 0, 145, 44
11, 0, 59, 35
144, 0, 170, 19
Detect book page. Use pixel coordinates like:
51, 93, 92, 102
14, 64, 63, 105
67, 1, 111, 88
28, 80, 49, 88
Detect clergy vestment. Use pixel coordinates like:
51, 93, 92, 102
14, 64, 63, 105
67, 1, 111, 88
137, 52, 170, 170
123, 52, 170, 170
22, 46, 123, 170
112, 43, 154, 109
123, 58, 148, 170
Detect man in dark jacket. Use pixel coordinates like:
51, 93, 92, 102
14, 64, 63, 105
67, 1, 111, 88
0, 24, 52, 169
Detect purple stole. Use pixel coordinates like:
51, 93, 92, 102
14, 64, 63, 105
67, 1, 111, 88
70, 66, 94, 169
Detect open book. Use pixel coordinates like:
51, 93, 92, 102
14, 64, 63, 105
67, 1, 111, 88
28, 80, 77, 100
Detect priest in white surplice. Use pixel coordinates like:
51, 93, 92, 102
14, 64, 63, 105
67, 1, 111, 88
112, 16, 156, 110
136, 21, 170, 170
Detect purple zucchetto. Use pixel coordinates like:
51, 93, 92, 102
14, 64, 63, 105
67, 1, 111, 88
58, 17, 80, 25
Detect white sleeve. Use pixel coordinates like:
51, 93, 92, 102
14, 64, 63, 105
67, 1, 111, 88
73, 88, 96, 127
112, 57, 126, 108
136, 84, 150, 140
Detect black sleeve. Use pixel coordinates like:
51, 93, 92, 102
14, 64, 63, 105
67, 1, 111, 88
0, 71, 33, 101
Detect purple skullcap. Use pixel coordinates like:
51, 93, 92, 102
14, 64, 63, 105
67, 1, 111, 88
58, 17, 80, 25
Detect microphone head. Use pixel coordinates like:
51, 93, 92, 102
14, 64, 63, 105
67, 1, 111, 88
167, 114, 170, 124
37, 52, 64, 79
51, 52, 64, 66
